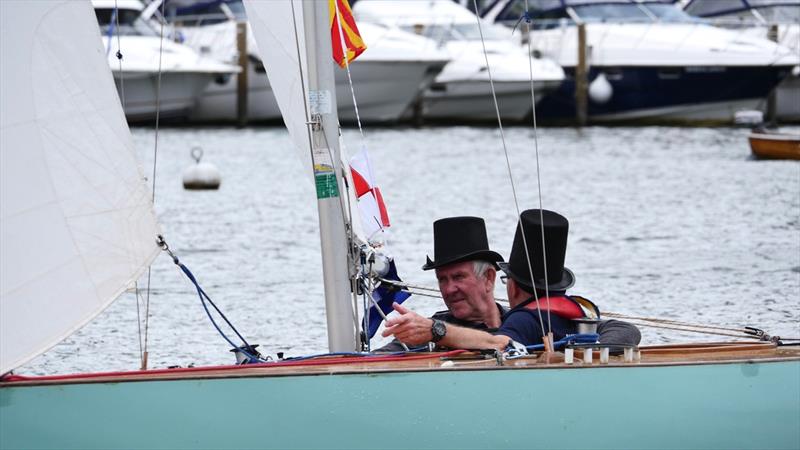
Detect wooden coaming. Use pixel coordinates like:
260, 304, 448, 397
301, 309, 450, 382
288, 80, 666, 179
2, 341, 798, 387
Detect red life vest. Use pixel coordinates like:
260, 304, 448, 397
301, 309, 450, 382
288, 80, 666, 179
522, 295, 600, 320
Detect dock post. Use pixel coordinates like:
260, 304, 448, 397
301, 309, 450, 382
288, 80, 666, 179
575, 23, 588, 127
766, 24, 779, 124
236, 21, 249, 127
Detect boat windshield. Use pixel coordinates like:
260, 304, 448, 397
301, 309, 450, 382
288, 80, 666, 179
163, 0, 247, 26
756, 5, 800, 22
572, 3, 696, 23
493, 1, 697, 26
401, 22, 510, 43
95, 7, 158, 36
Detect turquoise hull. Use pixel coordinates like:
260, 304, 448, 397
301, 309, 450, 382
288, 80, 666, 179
2, 359, 799, 449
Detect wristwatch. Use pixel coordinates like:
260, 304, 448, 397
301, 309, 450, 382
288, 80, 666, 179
430, 319, 447, 343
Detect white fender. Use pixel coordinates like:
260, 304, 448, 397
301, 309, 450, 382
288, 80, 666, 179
589, 72, 613, 104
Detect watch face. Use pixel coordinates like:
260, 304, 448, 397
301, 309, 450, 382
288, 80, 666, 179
432, 320, 446, 342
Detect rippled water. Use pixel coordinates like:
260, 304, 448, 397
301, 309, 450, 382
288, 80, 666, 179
20, 125, 800, 375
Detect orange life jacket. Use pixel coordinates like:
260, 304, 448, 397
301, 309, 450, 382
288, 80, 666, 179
522, 295, 600, 320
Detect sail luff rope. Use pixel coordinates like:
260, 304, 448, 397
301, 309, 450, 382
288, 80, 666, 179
472, 0, 548, 340
523, 0, 553, 334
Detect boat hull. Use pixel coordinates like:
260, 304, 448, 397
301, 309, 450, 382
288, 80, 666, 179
421, 79, 562, 122
114, 71, 215, 123
537, 66, 792, 125
189, 59, 444, 124
2, 356, 798, 449
749, 133, 800, 160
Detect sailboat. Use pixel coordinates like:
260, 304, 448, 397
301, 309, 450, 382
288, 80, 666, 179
1, 1, 799, 449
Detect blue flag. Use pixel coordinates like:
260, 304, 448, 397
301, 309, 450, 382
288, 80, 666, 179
364, 260, 411, 339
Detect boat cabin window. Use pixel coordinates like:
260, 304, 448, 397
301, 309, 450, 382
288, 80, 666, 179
95, 8, 158, 37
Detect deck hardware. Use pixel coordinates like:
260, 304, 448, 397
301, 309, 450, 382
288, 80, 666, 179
600, 347, 610, 364
624, 347, 634, 363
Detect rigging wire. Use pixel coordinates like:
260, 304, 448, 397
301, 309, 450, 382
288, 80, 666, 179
471, 0, 549, 341
140, 0, 168, 369
377, 277, 794, 341
523, 0, 554, 343
111, 0, 144, 368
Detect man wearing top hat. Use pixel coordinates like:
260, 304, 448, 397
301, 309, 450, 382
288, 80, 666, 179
376, 216, 509, 352
383, 209, 640, 351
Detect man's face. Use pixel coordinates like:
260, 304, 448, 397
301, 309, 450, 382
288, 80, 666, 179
435, 261, 494, 322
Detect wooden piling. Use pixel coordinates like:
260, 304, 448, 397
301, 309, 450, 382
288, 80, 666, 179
236, 21, 249, 127
575, 23, 588, 127
766, 24, 779, 124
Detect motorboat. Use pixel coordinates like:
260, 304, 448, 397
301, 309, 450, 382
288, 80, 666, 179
481, 0, 800, 124
354, 0, 566, 123
93, 0, 238, 122
683, 0, 800, 122
748, 130, 800, 159
143, 0, 449, 124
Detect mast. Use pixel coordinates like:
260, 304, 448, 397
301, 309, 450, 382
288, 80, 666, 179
302, 0, 357, 352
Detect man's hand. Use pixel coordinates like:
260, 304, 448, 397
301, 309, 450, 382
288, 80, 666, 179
381, 303, 434, 346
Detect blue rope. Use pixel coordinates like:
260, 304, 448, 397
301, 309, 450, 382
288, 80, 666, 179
525, 333, 599, 351
176, 260, 263, 363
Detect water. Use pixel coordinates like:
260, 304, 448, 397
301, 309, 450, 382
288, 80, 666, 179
20, 125, 800, 375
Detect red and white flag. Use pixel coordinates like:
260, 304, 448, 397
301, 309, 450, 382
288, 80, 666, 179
350, 148, 389, 241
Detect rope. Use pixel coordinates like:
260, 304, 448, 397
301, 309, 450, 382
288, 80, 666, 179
157, 236, 265, 363
471, 0, 549, 340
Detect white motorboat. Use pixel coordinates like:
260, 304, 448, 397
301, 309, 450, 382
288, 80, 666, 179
93, 0, 238, 122
354, 0, 566, 122
682, 0, 800, 122
481, 0, 800, 124
144, 0, 449, 124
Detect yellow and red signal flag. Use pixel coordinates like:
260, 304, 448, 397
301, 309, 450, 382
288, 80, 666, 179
329, 0, 367, 68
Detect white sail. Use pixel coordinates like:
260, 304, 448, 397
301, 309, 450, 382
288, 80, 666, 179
242, 0, 313, 174
244, 0, 358, 351
0, 0, 161, 374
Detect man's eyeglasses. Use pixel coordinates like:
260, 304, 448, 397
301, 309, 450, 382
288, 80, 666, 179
500, 275, 508, 285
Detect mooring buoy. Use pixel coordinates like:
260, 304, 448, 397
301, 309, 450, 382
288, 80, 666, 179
183, 146, 221, 190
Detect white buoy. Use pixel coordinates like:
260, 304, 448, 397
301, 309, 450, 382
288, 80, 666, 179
183, 146, 221, 190
588, 72, 613, 104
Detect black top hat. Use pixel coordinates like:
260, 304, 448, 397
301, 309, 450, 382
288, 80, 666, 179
422, 216, 504, 271
497, 209, 575, 292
